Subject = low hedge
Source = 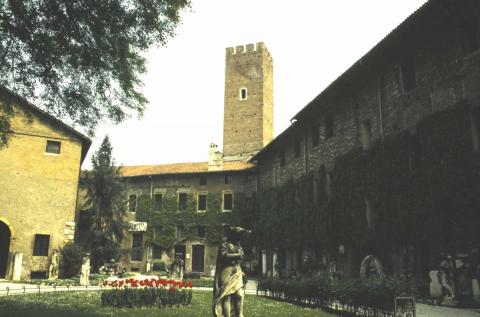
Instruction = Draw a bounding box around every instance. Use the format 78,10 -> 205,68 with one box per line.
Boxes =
258,276 -> 414,314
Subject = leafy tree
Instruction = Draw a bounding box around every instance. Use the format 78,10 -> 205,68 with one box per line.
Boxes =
83,135 -> 127,270
0,0 -> 190,147
59,243 -> 86,278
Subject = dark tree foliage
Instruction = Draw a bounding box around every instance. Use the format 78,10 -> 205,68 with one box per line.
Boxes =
83,135 -> 127,270
59,243 -> 86,278
0,0 -> 190,146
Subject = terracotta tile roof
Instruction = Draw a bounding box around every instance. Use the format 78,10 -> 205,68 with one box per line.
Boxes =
119,161 -> 255,177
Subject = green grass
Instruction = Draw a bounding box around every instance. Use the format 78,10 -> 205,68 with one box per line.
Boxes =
0,291 -> 334,317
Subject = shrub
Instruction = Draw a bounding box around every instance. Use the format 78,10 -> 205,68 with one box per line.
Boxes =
59,243 -> 86,278
152,261 -> 167,272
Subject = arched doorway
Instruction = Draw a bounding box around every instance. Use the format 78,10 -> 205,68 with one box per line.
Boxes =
0,221 -> 11,278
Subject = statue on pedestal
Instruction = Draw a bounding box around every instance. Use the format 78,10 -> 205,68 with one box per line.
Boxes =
213,225 -> 251,317
48,249 -> 59,280
172,254 -> 184,280
80,253 -> 90,286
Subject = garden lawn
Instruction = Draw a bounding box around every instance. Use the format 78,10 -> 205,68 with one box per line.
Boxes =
0,291 -> 334,317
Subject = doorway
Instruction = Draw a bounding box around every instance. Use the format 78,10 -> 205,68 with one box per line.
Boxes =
0,221 -> 11,278
174,245 -> 186,271
192,245 -> 205,273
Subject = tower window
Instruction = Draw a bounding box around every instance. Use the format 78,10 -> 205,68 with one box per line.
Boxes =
225,175 -> 232,185
199,175 -> 207,186
239,88 -> 248,100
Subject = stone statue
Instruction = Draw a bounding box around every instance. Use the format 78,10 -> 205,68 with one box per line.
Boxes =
80,253 -> 90,286
438,255 -> 456,303
429,270 -> 443,303
172,254 -> 184,280
213,225 -> 251,317
360,255 -> 385,280
48,249 -> 59,280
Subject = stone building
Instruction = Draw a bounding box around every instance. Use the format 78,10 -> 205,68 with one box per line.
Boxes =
251,0 -> 480,281
113,43 -> 271,275
0,86 -> 91,280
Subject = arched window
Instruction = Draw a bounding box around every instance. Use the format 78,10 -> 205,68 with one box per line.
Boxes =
239,88 -> 247,100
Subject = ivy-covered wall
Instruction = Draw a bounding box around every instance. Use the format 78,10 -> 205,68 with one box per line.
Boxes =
134,192 -> 253,250
254,105 -> 480,277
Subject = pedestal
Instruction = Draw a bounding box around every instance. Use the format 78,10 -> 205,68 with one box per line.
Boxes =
261,250 -> 267,275
12,252 -> 23,281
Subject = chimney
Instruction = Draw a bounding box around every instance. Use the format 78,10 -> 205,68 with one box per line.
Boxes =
208,143 -> 223,171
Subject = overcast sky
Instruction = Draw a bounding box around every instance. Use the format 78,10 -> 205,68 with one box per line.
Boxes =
83,0 -> 428,169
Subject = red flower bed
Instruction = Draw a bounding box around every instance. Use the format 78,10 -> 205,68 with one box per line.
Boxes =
103,278 -> 193,289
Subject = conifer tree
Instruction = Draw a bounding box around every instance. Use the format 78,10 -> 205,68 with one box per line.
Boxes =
84,135 -> 127,270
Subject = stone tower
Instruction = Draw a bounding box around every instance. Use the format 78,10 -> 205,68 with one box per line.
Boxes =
223,42 -> 273,158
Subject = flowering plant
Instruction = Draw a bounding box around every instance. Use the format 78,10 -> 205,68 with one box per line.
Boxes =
101,278 -> 193,308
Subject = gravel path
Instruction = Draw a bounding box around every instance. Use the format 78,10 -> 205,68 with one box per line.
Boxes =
416,303 -> 480,317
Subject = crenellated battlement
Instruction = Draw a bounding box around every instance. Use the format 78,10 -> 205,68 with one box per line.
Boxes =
226,42 -> 269,56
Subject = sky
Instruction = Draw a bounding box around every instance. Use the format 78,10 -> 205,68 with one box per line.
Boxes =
83,0 -> 428,169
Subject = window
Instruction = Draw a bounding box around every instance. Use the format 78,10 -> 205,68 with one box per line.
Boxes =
245,174 -> 254,184
154,194 -> 163,211
199,175 -> 207,186
409,133 -> 421,171
132,233 -> 143,248
279,149 -> 286,167
45,140 -> 61,154
360,120 -> 372,150
198,193 -> 207,211
460,26 -> 479,55
31,271 -> 48,279
294,139 -> 301,157
197,226 -> 206,238
311,126 -> 320,147
177,225 -> 184,239
78,210 -> 91,231
325,172 -> 332,200
152,246 -> 162,259
325,114 -> 334,139
240,88 -> 247,100
223,192 -> 233,211
131,233 -> 143,261
155,226 -> 163,238
401,56 -> 416,92
33,234 -> 50,256
224,175 -> 232,185
245,197 -> 253,210
128,195 -> 137,212
471,110 -> 480,152
178,193 -> 187,211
